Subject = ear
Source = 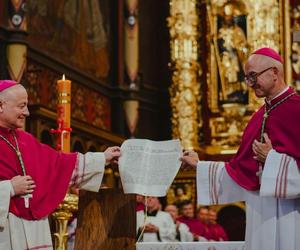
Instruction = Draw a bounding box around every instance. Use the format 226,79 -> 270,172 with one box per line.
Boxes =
272,67 -> 279,81
0,100 -> 4,113
273,67 -> 279,75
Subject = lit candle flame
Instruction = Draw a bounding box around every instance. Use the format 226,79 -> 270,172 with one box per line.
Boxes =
62,74 -> 65,81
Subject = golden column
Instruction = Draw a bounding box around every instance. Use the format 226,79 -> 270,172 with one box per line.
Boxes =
51,75 -> 78,250
167,0 -> 201,150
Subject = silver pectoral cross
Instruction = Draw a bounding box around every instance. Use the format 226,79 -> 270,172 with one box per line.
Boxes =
21,194 -> 33,208
256,164 -> 263,184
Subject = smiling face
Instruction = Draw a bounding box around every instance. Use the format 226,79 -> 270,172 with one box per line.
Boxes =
0,85 -> 30,129
244,54 -> 285,100
181,203 -> 194,218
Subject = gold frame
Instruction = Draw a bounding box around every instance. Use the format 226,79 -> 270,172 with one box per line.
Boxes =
207,0 -> 282,114
205,0 -> 283,151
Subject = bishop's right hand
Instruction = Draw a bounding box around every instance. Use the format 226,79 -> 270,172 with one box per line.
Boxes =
180,150 -> 199,169
104,146 -> 121,165
10,175 -> 36,196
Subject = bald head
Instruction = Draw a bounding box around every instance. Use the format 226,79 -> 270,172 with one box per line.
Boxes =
244,54 -> 286,100
165,204 -> 178,221
0,84 -> 28,102
245,54 -> 284,79
0,84 -> 29,129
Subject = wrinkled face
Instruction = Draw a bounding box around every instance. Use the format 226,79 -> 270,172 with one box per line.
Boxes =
165,205 -> 178,220
244,55 -> 278,98
197,208 -> 209,223
0,85 -> 29,129
181,204 -> 194,218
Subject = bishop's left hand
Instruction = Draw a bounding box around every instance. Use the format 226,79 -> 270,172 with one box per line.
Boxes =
180,150 -> 199,169
104,146 -> 121,165
252,133 -> 273,163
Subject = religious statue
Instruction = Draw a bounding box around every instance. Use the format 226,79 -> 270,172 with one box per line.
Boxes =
167,184 -> 193,206
216,0 -> 249,104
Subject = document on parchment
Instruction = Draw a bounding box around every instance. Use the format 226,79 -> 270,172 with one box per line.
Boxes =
119,139 -> 182,197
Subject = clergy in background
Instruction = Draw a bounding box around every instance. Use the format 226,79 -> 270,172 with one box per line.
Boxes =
0,81 -> 121,250
136,196 -> 176,242
181,47 -> 300,250
176,201 -> 206,241
164,204 -> 194,242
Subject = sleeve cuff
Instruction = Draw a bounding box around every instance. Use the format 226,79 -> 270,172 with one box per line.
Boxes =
9,181 -> 15,197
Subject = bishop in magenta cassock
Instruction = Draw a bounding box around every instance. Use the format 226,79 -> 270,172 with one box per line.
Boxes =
181,47 -> 300,250
0,81 -> 121,250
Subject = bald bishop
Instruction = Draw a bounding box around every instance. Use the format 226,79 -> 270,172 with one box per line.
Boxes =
181,48 -> 300,250
0,80 -> 121,250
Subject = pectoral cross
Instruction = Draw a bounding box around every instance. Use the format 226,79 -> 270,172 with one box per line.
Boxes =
256,164 -> 263,184
21,194 -> 33,208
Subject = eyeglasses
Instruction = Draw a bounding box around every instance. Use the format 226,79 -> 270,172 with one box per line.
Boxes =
244,67 -> 274,87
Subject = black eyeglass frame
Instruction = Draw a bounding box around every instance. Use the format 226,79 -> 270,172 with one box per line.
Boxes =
244,67 -> 275,86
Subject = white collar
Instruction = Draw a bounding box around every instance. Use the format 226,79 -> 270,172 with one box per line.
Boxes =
266,86 -> 289,105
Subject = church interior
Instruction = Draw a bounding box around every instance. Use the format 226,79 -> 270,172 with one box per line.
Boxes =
1,0 -> 300,249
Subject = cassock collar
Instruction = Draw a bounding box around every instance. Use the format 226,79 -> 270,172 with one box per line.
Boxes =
0,126 -> 15,136
145,209 -> 159,217
265,86 -> 294,108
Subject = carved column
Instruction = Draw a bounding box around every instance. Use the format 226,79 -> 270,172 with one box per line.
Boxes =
7,0 -> 27,82
280,0 -> 292,85
167,0 -> 201,150
124,0 -> 139,138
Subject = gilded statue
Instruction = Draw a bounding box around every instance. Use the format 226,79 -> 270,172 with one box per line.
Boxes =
216,0 -> 248,104
167,184 -> 192,206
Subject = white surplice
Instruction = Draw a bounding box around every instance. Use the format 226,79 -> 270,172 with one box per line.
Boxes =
177,222 -> 193,242
196,149 -> 300,250
0,152 -> 105,250
136,210 -> 176,242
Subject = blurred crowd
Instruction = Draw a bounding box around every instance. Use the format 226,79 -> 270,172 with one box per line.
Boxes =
136,195 -> 228,242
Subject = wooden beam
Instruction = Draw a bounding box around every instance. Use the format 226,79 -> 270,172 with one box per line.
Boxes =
293,30 -> 300,42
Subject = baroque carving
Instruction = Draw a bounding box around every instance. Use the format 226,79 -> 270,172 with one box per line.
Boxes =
167,0 -> 201,150
206,0 -> 281,151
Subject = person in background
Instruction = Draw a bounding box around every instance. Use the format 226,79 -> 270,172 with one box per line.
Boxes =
136,197 -> 175,242
177,201 -> 207,241
136,194 -> 145,212
165,204 -> 193,242
206,208 -> 228,241
197,206 -> 209,224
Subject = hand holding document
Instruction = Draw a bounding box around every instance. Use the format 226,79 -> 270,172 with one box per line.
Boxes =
119,139 -> 182,197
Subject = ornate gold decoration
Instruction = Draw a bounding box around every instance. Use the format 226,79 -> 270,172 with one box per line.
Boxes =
205,0 -> 282,152
167,178 -> 196,206
291,5 -> 300,91
207,0 -> 249,109
208,103 -> 250,153
247,0 -> 280,110
167,0 -> 201,150
280,0 -> 292,86
52,193 -> 78,250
